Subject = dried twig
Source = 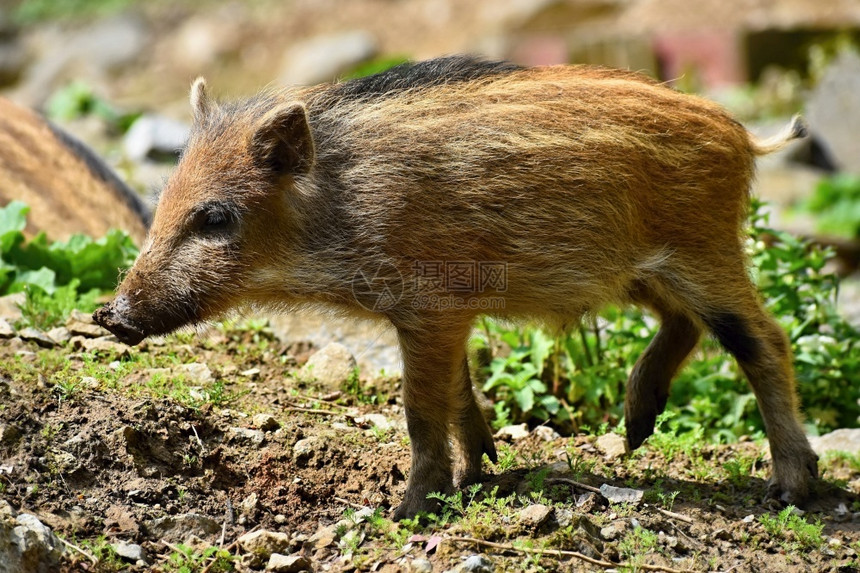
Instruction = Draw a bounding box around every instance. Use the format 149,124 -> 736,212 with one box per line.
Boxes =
58,536 -> 98,566
545,477 -> 601,494
282,406 -> 343,416
448,536 -> 697,573
333,496 -> 366,510
656,507 -> 694,524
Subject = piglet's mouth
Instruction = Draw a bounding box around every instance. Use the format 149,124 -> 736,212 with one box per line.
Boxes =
93,298 -> 147,346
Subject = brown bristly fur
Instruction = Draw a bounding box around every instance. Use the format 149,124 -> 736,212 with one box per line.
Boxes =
95,57 -> 817,520
0,97 -> 149,243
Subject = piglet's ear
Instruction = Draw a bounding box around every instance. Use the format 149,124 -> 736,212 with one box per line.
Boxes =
190,77 -> 210,121
251,102 -> 316,176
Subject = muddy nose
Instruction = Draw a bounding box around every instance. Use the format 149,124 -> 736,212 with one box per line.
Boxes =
93,296 -> 146,346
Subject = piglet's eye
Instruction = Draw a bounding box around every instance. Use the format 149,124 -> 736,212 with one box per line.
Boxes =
193,203 -> 238,234
203,211 -> 228,229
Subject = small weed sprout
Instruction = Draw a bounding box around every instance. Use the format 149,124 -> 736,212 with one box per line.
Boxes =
759,505 -> 824,551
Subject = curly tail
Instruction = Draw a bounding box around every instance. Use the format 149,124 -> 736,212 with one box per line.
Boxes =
750,115 -> 807,156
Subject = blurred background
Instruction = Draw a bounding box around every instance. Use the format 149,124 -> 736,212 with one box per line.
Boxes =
1,0 -> 859,362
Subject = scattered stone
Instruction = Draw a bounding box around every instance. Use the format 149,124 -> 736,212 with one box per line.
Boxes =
17,327 -> 55,348
147,513 -> 221,543
266,553 -> 310,572
808,428 -> 860,456
300,343 -> 357,391
519,504 -> 552,527
742,514 -> 755,523
112,541 -> 146,563
46,326 -> 71,344
0,318 -> 15,338
362,413 -> 393,432
533,425 -> 560,441
600,522 -> 624,541
808,50 -> 860,173
409,557 -> 433,573
293,436 -> 325,463
599,484 -> 644,505
241,367 -> 261,379
66,311 -> 107,337
239,492 -> 258,517
123,114 -> 191,162
280,30 -> 377,86
0,293 -> 25,322
72,336 -> 130,357
81,376 -> 100,389
177,363 -> 214,384
253,414 -> 280,432
595,432 -> 627,460
228,427 -> 265,447
239,529 -> 292,568
309,523 -> 339,549
457,554 -> 494,573
0,512 -> 64,573
575,492 -> 601,513
495,423 -> 529,441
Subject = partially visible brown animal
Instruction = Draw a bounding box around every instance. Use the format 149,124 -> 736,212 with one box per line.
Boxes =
94,56 -> 819,519
0,97 -> 150,243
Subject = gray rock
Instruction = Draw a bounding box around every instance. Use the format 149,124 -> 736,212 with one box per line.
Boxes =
147,513 -> 221,542
809,428 -> 860,456
66,313 -> 107,337
0,293 -> 25,322
293,436 -> 324,463
228,427 -> 265,447
409,557 -> 433,573
0,513 -> 64,573
239,492 -> 258,517
123,114 -> 191,162
177,363 -> 214,385
300,343 -> 357,391
46,327 -> 71,344
533,425 -> 560,441
361,413 -> 393,432
280,31 -> 377,86
458,554 -> 494,573
308,523 -> 339,549
595,432 -> 627,460
519,503 -> 552,527
239,530 -> 292,568
17,328 -> 55,348
495,423 -> 529,440
808,50 -> 860,173
599,483 -> 644,505
266,553 -> 310,572
0,318 -> 15,338
72,336 -> 129,357
253,414 -> 280,432
112,540 -> 146,563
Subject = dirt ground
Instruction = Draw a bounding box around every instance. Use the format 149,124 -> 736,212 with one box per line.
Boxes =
2,318 -> 860,573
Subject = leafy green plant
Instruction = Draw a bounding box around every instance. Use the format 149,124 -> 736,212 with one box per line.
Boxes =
760,505 -> 824,551
618,526 -> 659,572
799,173 -> 860,238
46,81 -> 142,134
164,543 -> 234,573
0,201 -> 138,328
